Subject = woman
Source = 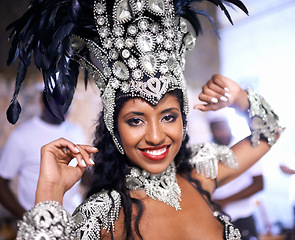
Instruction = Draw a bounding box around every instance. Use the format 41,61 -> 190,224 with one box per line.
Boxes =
6,0 -> 283,239
16,75 -> 282,240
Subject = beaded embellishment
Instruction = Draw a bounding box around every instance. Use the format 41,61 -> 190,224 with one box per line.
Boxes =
16,201 -> 76,240
214,211 -> 241,240
189,143 -> 238,179
73,190 -> 121,239
125,161 -> 182,210
246,88 -> 284,147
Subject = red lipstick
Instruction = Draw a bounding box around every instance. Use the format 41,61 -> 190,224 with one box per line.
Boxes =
140,146 -> 169,161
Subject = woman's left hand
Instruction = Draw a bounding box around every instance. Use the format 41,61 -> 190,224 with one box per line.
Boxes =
194,74 -> 249,112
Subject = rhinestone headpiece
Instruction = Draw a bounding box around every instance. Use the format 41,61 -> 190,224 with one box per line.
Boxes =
71,0 -> 196,153
6,0 -> 248,152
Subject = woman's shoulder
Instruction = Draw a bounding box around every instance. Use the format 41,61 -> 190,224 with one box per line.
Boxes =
72,190 -> 122,239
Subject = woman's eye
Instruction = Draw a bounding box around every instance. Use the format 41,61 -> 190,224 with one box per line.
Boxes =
127,118 -> 143,126
162,114 -> 177,123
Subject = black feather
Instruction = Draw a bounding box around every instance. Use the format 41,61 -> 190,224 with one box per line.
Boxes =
6,99 -> 22,124
174,0 -> 248,35
6,0 -> 96,124
6,0 -> 248,124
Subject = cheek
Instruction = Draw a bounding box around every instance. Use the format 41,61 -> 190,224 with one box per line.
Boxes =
118,125 -> 142,149
168,119 -> 184,143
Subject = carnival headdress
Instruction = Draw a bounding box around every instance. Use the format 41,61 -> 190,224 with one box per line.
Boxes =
6,0 -> 247,153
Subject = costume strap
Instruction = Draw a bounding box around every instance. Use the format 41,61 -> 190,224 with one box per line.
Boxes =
246,88 -> 284,147
189,143 -> 238,179
16,201 -> 76,240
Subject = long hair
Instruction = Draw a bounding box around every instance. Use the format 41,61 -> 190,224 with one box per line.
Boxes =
87,89 -> 216,239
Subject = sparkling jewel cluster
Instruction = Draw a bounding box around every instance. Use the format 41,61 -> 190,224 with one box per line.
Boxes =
71,0 -> 196,153
213,211 -> 241,240
125,161 -> 182,210
16,201 -> 76,239
246,88 -> 284,147
189,143 -> 238,179
73,190 -> 121,239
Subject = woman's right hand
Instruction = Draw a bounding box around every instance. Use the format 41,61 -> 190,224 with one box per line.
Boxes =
35,138 -> 98,205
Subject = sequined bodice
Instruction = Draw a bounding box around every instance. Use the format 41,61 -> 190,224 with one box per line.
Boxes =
214,211 -> 241,240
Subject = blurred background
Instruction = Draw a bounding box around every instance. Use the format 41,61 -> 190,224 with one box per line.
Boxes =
0,0 -> 294,239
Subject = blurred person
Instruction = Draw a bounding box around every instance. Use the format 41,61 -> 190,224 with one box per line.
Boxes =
210,111 -> 264,240
208,109 -> 234,146
0,91 -> 87,219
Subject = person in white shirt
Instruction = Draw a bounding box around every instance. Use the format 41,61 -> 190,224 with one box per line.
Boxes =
0,92 -> 87,218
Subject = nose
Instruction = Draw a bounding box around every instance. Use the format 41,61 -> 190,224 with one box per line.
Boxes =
144,121 -> 165,146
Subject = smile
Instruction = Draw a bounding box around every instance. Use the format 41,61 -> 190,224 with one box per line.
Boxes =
140,146 -> 170,161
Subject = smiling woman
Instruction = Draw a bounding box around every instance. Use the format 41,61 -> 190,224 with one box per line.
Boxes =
118,93 -> 183,174
5,0 -> 284,239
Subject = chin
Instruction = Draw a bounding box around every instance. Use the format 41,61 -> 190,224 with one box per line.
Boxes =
140,159 -> 174,175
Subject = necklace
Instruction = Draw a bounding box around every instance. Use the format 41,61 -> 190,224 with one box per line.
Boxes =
125,161 -> 182,210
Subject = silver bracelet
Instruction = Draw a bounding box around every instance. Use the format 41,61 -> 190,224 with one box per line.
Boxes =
189,143 -> 238,179
246,88 -> 284,147
16,201 -> 77,240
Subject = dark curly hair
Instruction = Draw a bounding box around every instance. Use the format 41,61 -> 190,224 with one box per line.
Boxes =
87,90 -> 216,239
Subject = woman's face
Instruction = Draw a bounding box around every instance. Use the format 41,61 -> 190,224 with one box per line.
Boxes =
117,93 -> 183,174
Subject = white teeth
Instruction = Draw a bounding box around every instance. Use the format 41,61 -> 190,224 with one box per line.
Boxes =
145,147 -> 167,156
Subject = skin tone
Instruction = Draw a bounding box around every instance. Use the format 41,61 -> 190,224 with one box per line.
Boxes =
34,74 -> 275,239
210,120 -> 233,146
0,178 -> 26,219
280,165 -> 295,175
35,139 -> 97,204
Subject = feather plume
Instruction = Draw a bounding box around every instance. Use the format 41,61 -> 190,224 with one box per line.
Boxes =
6,99 -> 22,124
6,0 -> 247,124
174,0 -> 248,35
6,0 -> 95,123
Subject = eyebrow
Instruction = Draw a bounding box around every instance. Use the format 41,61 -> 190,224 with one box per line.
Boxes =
122,108 -> 180,119
122,111 -> 144,119
161,108 -> 180,114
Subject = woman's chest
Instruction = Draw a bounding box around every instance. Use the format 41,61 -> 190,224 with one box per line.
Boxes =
101,177 -> 225,239
108,178 -> 224,239
137,186 -> 224,240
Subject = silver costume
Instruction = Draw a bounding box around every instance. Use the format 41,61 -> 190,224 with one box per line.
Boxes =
16,143 -> 238,240
16,86 -> 283,239
246,88 -> 284,147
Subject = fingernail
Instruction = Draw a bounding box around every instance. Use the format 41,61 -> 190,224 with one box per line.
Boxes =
220,96 -> 228,102
224,92 -> 231,98
81,160 -> 87,167
89,158 -> 95,165
75,147 -> 80,152
224,87 -> 229,92
92,146 -> 98,150
211,98 -> 218,103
